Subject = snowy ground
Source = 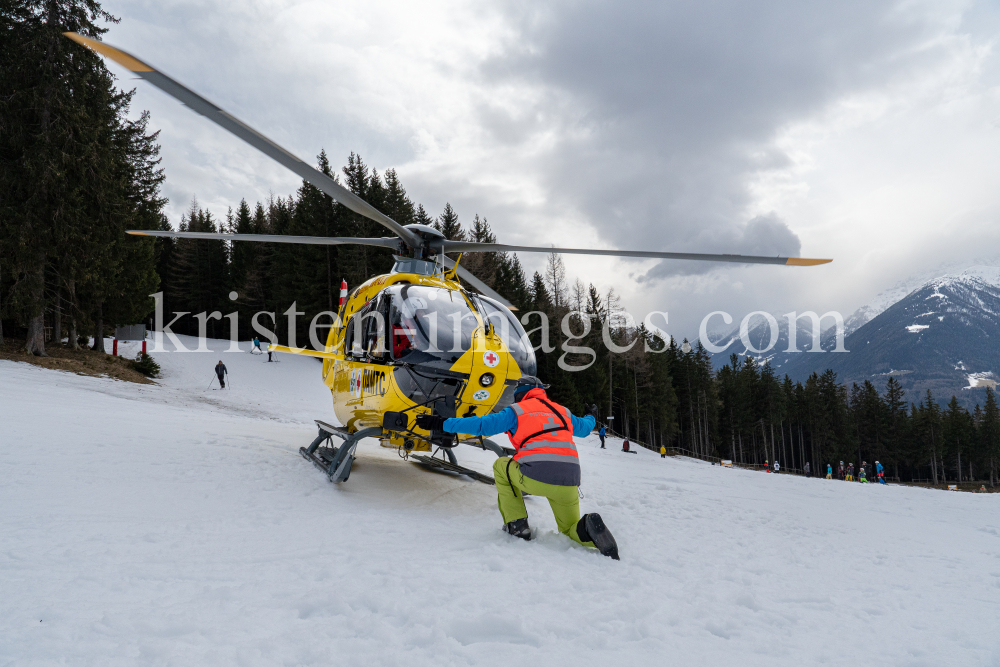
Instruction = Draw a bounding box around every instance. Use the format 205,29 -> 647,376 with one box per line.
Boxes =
3,335 -> 1000,666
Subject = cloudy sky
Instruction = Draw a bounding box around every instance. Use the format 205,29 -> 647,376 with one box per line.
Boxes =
102,0 -> 1000,340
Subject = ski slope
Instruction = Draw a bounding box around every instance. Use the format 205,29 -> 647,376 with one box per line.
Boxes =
2,335 -> 1000,665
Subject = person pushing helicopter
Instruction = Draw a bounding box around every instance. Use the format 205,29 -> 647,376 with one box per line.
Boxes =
417,377 -> 619,560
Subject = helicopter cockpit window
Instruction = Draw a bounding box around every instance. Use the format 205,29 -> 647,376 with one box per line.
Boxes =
477,295 -> 538,377
387,284 -> 480,366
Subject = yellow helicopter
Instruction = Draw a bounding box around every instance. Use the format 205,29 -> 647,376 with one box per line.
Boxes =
65,32 -> 832,485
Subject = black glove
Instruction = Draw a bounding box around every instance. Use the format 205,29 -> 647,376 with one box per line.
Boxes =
416,414 -> 446,432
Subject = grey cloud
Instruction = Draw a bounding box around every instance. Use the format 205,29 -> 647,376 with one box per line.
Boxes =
738,213 -> 801,258
479,0 -> 949,266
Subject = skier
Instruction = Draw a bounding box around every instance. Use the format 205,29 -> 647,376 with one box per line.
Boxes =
804,461 -> 811,477
599,424 -> 606,449
660,444 -> 667,458
622,439 -> 630,453
876,460 -> 885,484
765,459 -> 771,473
826,463 -> 833,479
417,377 -> 619,559
846,462 -> 854,482
214,360 -> 228,389
773,460 -> 780,473
838,461 -> 845,480
860,465 -> 868,483
252,337 -> 262,354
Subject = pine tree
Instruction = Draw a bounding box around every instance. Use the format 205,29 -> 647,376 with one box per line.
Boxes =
437,203 -> 464,241
943,396 -> 972,483
415,203 -> 435,227
883,377 -> 908,479
1,0 -> 133,354
982,388 -> 1000,486
171,200 -> 228,337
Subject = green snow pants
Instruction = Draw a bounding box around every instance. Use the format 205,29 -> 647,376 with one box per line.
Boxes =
493,457 -> 595,547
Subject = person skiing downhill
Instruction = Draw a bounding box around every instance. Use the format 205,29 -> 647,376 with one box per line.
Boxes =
846,462 -> 854,482
876,461 -> 885,484
599,425 -> 606,449
214,360 -> 228,389
417,377 -> 620,560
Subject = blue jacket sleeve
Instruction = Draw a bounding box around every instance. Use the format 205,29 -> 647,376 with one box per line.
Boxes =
570,413 -> 596,437
443,407 -> 518,437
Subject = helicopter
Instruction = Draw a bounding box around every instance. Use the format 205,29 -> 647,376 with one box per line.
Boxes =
65,32 -> 832,485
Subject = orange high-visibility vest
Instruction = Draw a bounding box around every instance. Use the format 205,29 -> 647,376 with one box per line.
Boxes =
507,389 -> 580,485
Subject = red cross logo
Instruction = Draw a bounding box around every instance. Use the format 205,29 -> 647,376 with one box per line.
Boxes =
483,351 -> 499,367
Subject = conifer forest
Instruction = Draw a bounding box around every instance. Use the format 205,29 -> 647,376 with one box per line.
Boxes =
2,0 -> 998,487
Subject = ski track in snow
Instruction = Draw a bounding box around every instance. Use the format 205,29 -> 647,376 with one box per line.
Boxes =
3,335 -> 1000,665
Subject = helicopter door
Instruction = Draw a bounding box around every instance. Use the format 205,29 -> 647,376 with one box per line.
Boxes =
345,300 -> 374,360
345,293 -> 391,363
362,293 -> 391,362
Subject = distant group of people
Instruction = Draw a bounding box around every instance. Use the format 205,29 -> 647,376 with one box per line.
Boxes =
824,460 -> 885,484
758,459 -> 885,484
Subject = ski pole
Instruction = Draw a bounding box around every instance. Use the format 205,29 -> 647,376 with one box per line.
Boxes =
205,375 -> 216,391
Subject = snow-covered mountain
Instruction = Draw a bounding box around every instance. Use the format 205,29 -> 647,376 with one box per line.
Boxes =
783,272 -> 1000,404
842,264 -> 1000,336
703,266 -> 1000,405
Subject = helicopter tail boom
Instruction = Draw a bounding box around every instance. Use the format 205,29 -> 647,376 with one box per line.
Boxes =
268,344 -> 339,359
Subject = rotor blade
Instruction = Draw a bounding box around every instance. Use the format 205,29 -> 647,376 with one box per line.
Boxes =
127,230 -> 401,249
439,256 -> 518,310
439,241 -> 831,266
64,32 -> 423,250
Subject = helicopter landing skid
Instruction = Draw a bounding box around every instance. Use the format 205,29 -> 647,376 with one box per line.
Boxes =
411,454 -> 495,485
300,422 -> 382,483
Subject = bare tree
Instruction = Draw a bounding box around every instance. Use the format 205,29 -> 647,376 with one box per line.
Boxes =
545,253 -> 568,308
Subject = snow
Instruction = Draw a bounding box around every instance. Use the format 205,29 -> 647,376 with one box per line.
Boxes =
3,334 -> 1000,665
906,324 -> 930,333
965,372 -> 998,390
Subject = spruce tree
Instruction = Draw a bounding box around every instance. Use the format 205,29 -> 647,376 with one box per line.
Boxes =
437,203 -> 464,241
982,388 -> 1000,486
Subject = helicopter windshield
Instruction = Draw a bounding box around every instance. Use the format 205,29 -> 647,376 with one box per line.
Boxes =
388,285 -> 480,366
476,296 -> 537,377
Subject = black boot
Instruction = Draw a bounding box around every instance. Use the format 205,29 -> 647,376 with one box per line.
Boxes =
502,517 -> 531,541
577,513 -> 619,560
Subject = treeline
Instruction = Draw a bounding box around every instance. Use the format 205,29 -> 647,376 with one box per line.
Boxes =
0,0 -> 166,354
715,355 -> 1000,485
